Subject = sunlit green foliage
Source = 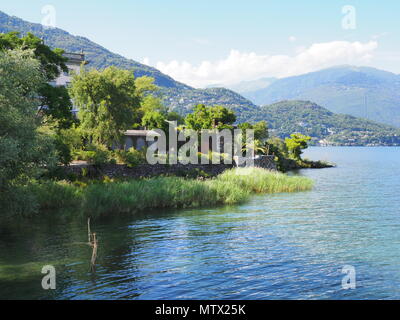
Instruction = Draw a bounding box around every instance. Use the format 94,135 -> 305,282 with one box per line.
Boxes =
0,31 -> 75,128
0,49 -> 58,215
114,148 -> 146,168
185,104 -> 236,130
142,111 -> 168,131
217,167 -> 314,193
285,133 -> 312,160
69,66 -> 141,145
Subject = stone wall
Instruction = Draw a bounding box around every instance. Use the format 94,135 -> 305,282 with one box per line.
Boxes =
235,155 -> 277,171
65,163 -> 233,179
253,155 -> 277,171
64,155 -> 277,180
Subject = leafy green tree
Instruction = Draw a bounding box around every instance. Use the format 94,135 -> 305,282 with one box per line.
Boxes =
167,111 -> 184,125
237,122 -> 253,131
268,137 -> 288,156
39,85 -> 74,129
134,75 -> 159,97
185,104 -> 236,130
136,77 -> 185,128
253,121 -> 269,141
242,139 -> 270,155
0,32 -> 75,128
266,137 -> 289,171
131,75 -> 171,128
0,49 -> 58,213
69,66 -> 141,145
140,94 -> 168,115
238,121 -> 269,141
142,111 -> 168,131
285,133 -> 311,160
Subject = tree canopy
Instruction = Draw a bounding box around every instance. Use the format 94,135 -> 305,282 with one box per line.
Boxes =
69,66 -> 141,145
185,104 -> 236,130
238,121 -> 269,141
0,32 -> 74,128
285,133 -> 311,159
0,49 -> 58,206
142,111 -> 168,131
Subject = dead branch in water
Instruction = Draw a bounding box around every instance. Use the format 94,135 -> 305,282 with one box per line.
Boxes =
90,233 -> 98,272
87,218 -> 98,272
88,217 -> 91,243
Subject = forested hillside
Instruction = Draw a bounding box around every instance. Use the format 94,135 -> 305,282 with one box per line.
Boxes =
2,10 -> 400,145
244,100 -> 400,146
241,66 -> 400,127
0,10 -> 258,116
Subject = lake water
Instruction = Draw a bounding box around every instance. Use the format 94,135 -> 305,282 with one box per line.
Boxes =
1,147 -> 400,300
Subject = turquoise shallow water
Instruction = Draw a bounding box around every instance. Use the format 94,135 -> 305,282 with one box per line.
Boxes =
1,147 -> 400,299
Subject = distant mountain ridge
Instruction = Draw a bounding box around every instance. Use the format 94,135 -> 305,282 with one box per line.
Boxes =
0,10 -> 258,118
2,10 -> 400,145
0,11 -> 189,89
241,66 -> 400,127
209,77 -> 277,94
242,100 -> 400,146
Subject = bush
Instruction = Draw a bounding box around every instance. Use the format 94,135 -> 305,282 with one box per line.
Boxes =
114,148 -> 145,167
73,144 -> 112,166
54,136 -> 72,165
197,151 -> 229,164
174,168 -> 211,179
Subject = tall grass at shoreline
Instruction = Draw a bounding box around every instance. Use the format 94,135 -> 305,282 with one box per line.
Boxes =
21,168 -> 313,218
82,177 -> 249,216
217,168 -> 314,193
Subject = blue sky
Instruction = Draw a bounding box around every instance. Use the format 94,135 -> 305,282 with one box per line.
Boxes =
1,0 -> 399,87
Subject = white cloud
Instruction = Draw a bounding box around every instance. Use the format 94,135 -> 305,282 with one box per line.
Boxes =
154,40 -> 378,88
289,36 -> 297,42
142,57 -> 150,65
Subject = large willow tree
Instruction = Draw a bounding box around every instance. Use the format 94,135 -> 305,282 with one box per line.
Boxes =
0,32 -> 74,129
69,66 -> 141,146
0,49 -> 58,214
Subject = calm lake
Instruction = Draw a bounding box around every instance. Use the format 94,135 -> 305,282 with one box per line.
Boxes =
1,147 -> 400,300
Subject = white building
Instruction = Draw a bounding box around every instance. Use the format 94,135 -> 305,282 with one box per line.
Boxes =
50,52 -> 87,115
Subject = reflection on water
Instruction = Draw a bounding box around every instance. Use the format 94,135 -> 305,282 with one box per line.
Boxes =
1,147 -> 400,299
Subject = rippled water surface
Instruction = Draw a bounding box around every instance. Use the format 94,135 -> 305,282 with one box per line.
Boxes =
1,147 -> 400,299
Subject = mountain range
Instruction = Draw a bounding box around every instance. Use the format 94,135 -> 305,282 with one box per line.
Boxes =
1,10 -> 400,145
236,66 -> 400,128
242,100 -> 400,146
0,10 -> 258,120
210,77 -> 277,95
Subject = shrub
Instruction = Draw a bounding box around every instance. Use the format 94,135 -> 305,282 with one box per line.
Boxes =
197,151 -> 228,164
73,144 -> 112,166
54,136 -> 72,165
114,148 -> 145,167
285,133 -> 311,160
